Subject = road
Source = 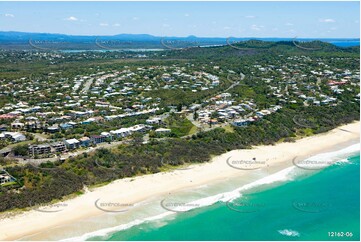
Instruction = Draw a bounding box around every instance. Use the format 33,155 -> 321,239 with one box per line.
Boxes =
224,72 -> 245,92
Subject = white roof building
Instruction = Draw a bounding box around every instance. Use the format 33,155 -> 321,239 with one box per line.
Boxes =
155,128 -> 171,133
64,138 -> 80,145
2,132 -> 26,142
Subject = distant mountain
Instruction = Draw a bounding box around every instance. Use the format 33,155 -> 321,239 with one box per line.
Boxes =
0,31 -> 358,50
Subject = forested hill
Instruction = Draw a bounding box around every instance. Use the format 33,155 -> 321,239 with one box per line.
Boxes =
160,40 -> 360,60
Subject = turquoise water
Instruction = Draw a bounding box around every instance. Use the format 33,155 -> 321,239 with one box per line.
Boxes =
90,154 -> 360,241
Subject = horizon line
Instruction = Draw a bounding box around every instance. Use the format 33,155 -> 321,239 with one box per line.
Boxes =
0,30 -> 359,40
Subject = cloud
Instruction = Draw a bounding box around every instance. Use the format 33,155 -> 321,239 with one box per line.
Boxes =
99,23 -> 109,26
65,16 -> 78,21
132,17 -> 139,21
113,23 -> 121,27
245,15 -> 255,18
184,13 -> 190,17
285,23 -> 294,26
250,24 -> 264,31
4,13 -> 15,18
319,18 -> 335,23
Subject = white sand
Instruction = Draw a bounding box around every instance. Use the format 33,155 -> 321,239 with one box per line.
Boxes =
0,121 -> 359,241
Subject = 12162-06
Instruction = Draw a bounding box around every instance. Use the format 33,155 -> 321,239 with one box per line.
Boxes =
328,232 -> 353,238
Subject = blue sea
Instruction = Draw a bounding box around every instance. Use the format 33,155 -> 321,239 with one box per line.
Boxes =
328,41 -> 360,47
76,145 -> 360,241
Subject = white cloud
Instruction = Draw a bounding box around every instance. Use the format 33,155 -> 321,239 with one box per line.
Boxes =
113,23 -> 121,27
245,15 -> 255,18
285,23 -> 294,26
99,23 -> 109,26
4,13 -> 15,18
250,24 -> 263,31
319,18 -> 335,23
65,16 -> 78,21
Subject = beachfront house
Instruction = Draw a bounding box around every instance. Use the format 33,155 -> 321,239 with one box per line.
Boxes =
110,128 -> 132,138
101,132 -> 113,142
90,135 -> 107,144
51,142 -> 67,153
79,137 -> 91,147
233,119 -> 250,127
29,142 -> 66,157
64,138 -> 80,150
29,144 -> 51,156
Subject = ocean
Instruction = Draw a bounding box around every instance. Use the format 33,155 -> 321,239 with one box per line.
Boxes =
79,145 -> 360,241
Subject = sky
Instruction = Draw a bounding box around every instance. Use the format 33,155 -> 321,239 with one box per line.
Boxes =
0,1 -> 359,38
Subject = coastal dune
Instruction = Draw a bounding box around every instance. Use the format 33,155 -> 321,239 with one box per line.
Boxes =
0,122 -> 359,241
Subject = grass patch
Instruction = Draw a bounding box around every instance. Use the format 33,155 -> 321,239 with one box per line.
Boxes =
223,125 -> 235,133
166,114 -> 196,137
188,125 -> 198,135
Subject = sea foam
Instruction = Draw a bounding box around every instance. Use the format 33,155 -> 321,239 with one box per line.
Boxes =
278,229 -> 300,237
61,144 -> 359,241
62,166 -> 296,241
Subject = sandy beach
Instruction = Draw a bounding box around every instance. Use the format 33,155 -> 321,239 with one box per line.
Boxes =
0,121 -> 359,241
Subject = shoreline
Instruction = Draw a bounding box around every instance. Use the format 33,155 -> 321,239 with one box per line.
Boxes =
0,121 -> 359,241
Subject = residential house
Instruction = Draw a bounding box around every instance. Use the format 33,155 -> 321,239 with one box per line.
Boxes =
60,123 -> 74,130
233,119 -> 249,127
90,135 -> 107,144
64,139 -> 80,149
79,137 -> 90,147
47,126 -> 60,133
110,128 -> 132,138
2,132 -> 26,142
146,117 -> 162,125
155,128 -> 171,134
11,122 -> 25,130
51,142 -> 67,153
29,144 -> 51,156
